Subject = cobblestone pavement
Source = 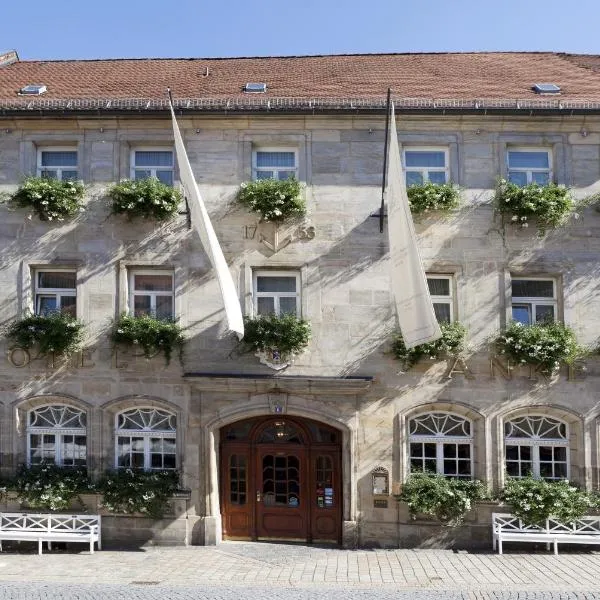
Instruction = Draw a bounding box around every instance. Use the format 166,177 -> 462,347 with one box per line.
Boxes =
0,542 -> 599,598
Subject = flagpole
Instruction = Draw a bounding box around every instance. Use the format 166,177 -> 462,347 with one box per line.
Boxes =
380,88 -> 392,233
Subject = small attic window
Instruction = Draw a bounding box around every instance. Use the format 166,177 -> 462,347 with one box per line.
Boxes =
532,83 -> 561,95
18,84 -> 47,96
244,83 -> 267,93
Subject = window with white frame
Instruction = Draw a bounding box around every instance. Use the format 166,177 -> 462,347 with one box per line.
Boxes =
507,148 -> 552,185
511,277 -> 557,325
408,412 -> 473,478
129,270 -> 174,320
427,275 -> 453,323
252,149 -> 298,180
27,405 -> 87,467
34,270 -> 77,316
115,407 -> 177,470
37,148 -> 78,181
404,147 -> 449,186
253,271 -> 300,316
130,149 -> 174,185
504,415 -> 569,480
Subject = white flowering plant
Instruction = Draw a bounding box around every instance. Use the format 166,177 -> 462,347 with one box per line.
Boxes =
6,312 -> 85,357
237,177 -> 305,222
494,179 -> 574,234
392,321 -> 467,369
397,473 -> 487,526
502,477 -> 599,527
407,182 -> 460,215
111,314 -> 185,365
8,176 -> 85,221
108,177 -> 182,221
97,469 -> 179,518
13,463 -> 92,511
495,321 -> 582,376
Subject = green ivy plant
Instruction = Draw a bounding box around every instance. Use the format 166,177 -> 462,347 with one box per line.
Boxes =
108,177 -> 182,221
494,179 -> 574,234
237,177 -> 305,222
6,312 -> 85,356
243,313 -> 311,356
392,321 -> 467,369
495,321 -> 582,376
502,477 -> 598,527
407,182 -> 460,215
97,469 -> 179,519
397,473 -> 487,526
8,176 -> 85,221
111,314 -> 185,365
13,464 -> 92,512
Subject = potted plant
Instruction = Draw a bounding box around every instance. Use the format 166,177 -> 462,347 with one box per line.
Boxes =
107,177 -> 182,221
110,314 -> 185,365
407,182 -> 460,215
6,312 -> 85,357
243,313 -> 311,368
237,177 -> 305,223
8,176 -> 85,221
495,321 -> 582,376
494,179 -> 574,234
392,321 -> 467,369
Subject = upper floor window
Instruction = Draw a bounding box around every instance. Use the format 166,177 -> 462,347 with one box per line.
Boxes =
131,149 -> 174,186
504,415 -> 568,480
115,407 -> 177,470
37,148 -> 78,181
253,271 -> 300,316
253,149 -> 297,180
404,147 -> 449,186
507,148 -> 552,186
427,275 -> 453,323
129,270 -> 174,320
35,270 -> 77,317
408,412 -> 473,478
27,404 -> 87,467
511,277 -> 556,325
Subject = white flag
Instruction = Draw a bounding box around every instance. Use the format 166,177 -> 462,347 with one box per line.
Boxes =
385,102 -> 441,348
169,101 -> 244,339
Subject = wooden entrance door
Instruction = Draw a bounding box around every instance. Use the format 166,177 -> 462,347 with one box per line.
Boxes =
220,416 -> 342,544
255,447 -> 307,540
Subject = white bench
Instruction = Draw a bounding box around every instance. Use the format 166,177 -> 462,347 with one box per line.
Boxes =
0,513 -> 101,555
492,512 -> 600,555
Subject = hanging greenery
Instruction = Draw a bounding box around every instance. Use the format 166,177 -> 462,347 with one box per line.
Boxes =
392,321 -> 467,369
495,321 -> 582,375
111,314 -> 185,365
502,477 -> 598,527
97,469 -> 179,519
243,314 -> 311,356
407,182 -> 460,214
8,177 -> 85,221
494,179 -> 574,234
108,177 -> 182,221
6,312 -> 85,356
237,177 -> 305,222
397,473 -> 487,526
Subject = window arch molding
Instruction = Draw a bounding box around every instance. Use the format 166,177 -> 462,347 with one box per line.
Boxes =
114,405 -> 178,471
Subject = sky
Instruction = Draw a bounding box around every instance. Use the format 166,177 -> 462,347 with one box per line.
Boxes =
2,0 -> 599,61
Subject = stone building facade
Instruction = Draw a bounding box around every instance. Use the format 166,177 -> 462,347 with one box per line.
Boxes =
0,50 -> 599,547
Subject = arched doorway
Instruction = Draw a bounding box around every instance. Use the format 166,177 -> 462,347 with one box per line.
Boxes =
220,416 -> 342,544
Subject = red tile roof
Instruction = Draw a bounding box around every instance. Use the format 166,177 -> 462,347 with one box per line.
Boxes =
1,52 -> 600,113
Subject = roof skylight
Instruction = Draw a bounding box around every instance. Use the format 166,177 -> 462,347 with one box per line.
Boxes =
244,83 -> 267,93
18,84 -> 47,96
532,83 -> 561,95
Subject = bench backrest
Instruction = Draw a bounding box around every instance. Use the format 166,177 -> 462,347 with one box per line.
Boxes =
0,513 -> 100,533
493,512 -> 600,534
